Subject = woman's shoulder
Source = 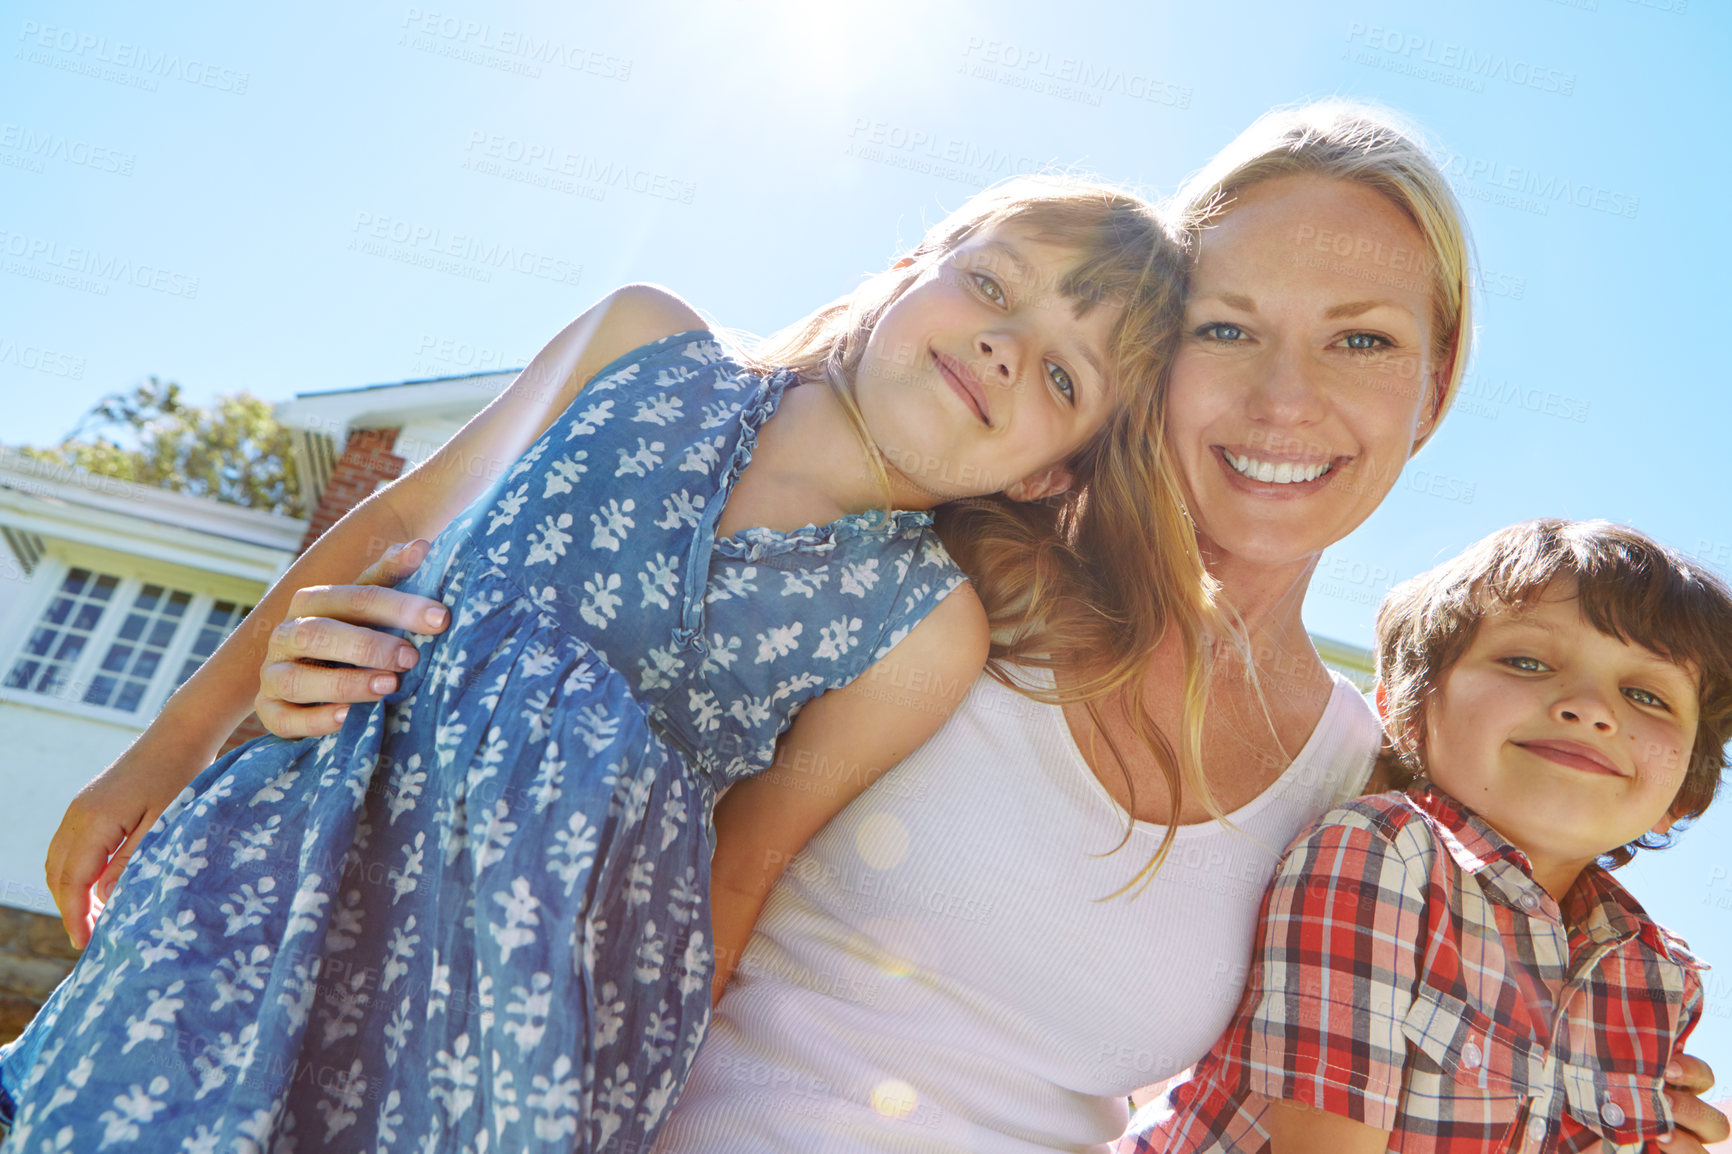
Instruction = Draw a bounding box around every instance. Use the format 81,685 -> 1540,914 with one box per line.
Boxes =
1268,671 -> 1381,799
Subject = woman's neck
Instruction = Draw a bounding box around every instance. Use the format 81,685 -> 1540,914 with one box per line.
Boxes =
1204,548 -> 1320,656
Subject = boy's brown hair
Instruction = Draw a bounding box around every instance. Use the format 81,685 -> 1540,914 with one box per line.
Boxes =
1375,518 -> 1732,866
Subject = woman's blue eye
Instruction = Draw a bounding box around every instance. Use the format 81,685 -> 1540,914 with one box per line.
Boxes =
972,272 -> 1006,305
1198,323 -> 1244,341
1624,686 -> 1670,710
1047,362 -> 1075,402
1343,332 -> 1388,351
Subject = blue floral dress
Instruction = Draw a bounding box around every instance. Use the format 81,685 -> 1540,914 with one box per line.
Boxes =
0,331 -> 968,1153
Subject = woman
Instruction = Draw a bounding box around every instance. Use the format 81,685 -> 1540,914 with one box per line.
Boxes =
40,103 -> 1728,1153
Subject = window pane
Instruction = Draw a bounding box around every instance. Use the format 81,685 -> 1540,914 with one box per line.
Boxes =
51,634 -> 87,665
5,569 -> 119,698
115,680 -> 146,713
82,581 -> 198,712
174,601 -> 253,689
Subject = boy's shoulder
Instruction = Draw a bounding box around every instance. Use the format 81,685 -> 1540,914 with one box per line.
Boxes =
1273,789 -> 1457,886
1300,789 -> 1435,849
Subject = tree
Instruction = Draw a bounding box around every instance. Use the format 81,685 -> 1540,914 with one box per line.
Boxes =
17,377 -> 302,516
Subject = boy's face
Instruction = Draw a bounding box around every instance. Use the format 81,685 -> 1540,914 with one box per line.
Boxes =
1418,579 -> 1701,896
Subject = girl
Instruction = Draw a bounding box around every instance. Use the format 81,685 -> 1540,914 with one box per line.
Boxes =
0,177 -> 1198,1152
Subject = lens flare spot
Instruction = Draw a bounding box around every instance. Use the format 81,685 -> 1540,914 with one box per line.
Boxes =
871,1078 -> 919,1120
855,812 -> 909,870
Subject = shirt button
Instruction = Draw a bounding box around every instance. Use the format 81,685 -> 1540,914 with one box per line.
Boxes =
1517,891 -> 1541,911
1460,1041 -> 1483,1070
1527,1115 -> 1549,1143
1601,1099 -> 1626,1128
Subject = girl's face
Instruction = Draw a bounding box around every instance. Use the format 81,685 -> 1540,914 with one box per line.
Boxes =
853,221 -> 1126,504
1167,174 -> 1448,572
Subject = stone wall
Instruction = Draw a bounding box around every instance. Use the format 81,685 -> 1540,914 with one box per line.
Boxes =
0,905 -> 79,1044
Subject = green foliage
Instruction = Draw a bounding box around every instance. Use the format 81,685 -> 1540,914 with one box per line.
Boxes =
17,378 -> 301,516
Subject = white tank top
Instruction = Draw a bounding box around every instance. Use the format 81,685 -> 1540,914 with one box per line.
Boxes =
655,669 -> 1380,1154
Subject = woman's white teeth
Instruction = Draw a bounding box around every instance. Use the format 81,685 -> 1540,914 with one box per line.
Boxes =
1224,451 -> 1332,484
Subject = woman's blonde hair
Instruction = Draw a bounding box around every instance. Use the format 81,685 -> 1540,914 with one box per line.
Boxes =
744,177 -> 1226,897
953,104 -> 1479,895
1171,100 -> 1475,443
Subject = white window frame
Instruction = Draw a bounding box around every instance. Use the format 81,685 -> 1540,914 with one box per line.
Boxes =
0,551 -> 258,727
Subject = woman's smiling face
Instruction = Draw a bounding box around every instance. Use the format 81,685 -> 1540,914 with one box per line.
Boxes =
1168,173 -> 1448,572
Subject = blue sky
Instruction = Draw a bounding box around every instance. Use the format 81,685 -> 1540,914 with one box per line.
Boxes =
6,0 -> 1732,1080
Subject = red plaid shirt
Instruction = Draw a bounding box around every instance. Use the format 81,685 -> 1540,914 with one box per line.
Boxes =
1120,788 -> 1704,1154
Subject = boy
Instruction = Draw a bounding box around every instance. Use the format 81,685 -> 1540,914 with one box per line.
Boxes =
1122,519 -> 1732,1154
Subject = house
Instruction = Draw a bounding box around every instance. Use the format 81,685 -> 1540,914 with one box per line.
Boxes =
0,366 -> 1378,1039
0,447 -> 306,1034
0,368 -> 519,1039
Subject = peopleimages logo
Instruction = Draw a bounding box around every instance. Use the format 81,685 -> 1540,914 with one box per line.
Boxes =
16,21 -> 250,93
0,124 -> 135,175
0,228 -> 199,298
1343,23 -> 1577,95
347,212 -> 583,286
1433,150 -> 1639,220
398,8 -> 631,80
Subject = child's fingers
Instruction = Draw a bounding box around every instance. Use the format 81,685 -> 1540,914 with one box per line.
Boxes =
44,797 -> 132,949
50,868 -> 96,950
91,813 -> 157,906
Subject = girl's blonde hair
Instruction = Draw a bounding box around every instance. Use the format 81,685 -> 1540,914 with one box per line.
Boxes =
1171,100 -> 1475,442
746,177 -> 1226,897
743,175 -> 1191,502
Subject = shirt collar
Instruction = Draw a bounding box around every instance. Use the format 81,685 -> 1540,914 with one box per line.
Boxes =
1404,784 -> 1533,875
1563,863 -> 1709,971
1403,786 -> 1706,971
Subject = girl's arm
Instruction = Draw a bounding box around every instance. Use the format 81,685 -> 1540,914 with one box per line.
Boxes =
44,284 -> 704,945
707,583 -> 989,1005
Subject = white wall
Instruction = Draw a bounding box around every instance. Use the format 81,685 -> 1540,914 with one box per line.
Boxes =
0,697 -> 139,916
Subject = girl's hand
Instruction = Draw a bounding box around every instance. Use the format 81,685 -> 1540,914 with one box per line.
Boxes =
47,738 -> 201,947
1663,1054 -> 1727,1153
256,540 -> 450,738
